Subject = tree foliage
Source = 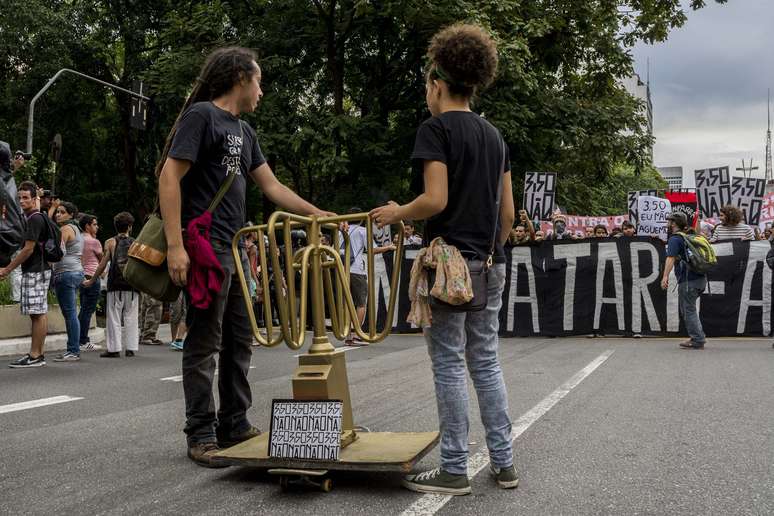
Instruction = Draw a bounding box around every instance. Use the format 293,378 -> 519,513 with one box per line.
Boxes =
0,0 -> 725,236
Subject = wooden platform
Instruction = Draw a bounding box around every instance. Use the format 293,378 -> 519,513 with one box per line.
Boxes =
212,431 -> 440,473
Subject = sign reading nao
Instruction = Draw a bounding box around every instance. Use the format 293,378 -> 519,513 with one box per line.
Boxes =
269,400 -> 343,461
636,196 -> 671,241
524,172 -> 557,221
731,176 -> 766,226
695,167 -> 731,218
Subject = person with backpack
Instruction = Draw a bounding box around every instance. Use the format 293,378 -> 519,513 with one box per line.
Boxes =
83,212 -> 139,358
51,201 -> 85,362
661,211 -> 708,349
1,181 -> 55,368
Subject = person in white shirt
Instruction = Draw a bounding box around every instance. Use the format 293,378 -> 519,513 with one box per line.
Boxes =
710,205 -> 755,242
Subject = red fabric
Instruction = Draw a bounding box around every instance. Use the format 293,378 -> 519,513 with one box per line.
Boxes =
184,211 -> 225,309
665,191 -> 699,228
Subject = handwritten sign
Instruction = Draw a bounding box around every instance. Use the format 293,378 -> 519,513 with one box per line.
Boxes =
524,172 -> 557,221
627,189 -> 659,224
269,400 -> 343,461
636,196 -> 671,241
695,167 -> 731,218
731,176 -> 765,225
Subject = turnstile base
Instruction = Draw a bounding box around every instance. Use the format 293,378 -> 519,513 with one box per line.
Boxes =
212,431 -> 440,473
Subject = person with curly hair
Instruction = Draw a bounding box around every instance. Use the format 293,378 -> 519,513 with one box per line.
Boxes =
371,23 -> 518,495
710,205 -> 754,242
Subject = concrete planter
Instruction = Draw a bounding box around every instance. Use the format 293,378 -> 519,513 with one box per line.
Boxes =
0,304 -> 104,357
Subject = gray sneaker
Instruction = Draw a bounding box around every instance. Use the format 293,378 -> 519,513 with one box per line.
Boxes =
53,352 -> 81,362
490,464 -> 519,489
402,467 -> 471,495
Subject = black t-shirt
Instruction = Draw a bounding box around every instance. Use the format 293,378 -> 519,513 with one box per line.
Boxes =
169,101 -> 266,244
411,111 -> 510,262
22,211 -> 49,273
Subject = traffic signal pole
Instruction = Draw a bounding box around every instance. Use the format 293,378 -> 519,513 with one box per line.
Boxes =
26,68 -> 150,155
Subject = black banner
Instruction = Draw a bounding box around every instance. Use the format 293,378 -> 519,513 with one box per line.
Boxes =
369,239 -> 773,338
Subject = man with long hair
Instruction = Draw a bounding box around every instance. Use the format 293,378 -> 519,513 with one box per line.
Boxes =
157,47 -> 331,467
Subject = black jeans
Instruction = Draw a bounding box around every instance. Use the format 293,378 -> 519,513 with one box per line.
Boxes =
183,242 -> 253,445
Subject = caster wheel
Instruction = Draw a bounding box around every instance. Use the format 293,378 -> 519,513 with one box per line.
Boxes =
320,478 -> 333,492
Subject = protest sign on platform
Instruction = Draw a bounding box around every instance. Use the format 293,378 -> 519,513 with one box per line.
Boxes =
636,195 -> 671,241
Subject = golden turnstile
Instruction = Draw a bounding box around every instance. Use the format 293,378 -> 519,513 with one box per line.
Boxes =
213,212 -> 438,480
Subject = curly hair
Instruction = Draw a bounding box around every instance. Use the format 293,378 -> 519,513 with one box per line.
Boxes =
114,211 -> 135,233
155,47 -> 259,177
426,23 -> 498,98
720,205 -> 743,225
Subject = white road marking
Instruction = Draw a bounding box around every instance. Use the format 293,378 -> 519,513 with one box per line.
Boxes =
161,366 -> 255,382
0,395 -> 84,415
400,349 -> 615,516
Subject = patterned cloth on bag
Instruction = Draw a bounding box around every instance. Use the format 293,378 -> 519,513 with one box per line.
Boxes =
407,237 -> 473,328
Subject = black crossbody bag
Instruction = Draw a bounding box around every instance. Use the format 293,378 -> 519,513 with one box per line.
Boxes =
428,138 -> 506,313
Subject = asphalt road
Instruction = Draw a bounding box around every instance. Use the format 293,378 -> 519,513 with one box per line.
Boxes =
1,329 -> 773,515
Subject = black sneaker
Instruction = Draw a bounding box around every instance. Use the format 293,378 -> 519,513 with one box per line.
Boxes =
490,464 -> 519,489
9,354 -> 46,368
187,442 -> 230,469
402,467 -> 471,495
218,426 -> 262,448
125,350 -> 135,357
100,351 -> 120,358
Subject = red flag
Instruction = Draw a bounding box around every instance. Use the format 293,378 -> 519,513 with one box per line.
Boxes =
665,191 -> 699,228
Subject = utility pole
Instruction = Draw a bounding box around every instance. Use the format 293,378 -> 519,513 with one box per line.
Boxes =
766,88 -> 773,183
736,158 -> 759,178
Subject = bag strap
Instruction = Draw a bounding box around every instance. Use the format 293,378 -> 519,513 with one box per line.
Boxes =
487,137 -> 506,265
207,120 -> 244,213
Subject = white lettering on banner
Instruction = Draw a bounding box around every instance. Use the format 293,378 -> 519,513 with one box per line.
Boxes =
594,243 -> 625,331
552,243 -> 591,331
630,242 -> 661,333
507,247 -> 540,333
636,196 -> 671,241
706,242 -> 733,297
666,268 -> 680,332
737,241 -> 772,334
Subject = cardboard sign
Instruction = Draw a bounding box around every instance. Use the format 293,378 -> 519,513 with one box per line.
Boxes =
636,195 -> 671,241
269,400 -> 343,461
524,172 -> 557,221
695,167 -> 731,218
731,176 -> 765,225
627,190 -> 659,224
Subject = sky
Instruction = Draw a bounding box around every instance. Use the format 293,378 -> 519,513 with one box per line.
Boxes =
632,0 -> 774,187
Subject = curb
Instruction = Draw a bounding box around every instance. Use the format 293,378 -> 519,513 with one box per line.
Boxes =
0,328 -> 106,357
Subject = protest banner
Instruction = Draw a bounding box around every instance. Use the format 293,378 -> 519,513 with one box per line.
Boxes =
636,195 -> 671,241
627,189 -> 659,224
731,176 -> 766,225
373,239 -> 774,339
695,166 -> 731,218
665,190 -> 698,227
523,172 -> 557,221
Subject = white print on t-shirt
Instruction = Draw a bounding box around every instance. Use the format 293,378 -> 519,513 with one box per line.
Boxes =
221,133 -> 244,175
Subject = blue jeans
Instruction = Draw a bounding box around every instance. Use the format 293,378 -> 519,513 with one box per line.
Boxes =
79,277 -> 101,344
53,271 -> 85,355
424,263 -> 513,475
678,277 -> 706,344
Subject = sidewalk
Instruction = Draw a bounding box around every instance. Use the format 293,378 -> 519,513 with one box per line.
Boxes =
0,328 -> 106,357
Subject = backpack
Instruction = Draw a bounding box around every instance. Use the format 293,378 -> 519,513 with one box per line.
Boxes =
108,234 -> 135,291
0,173 -> 25,266
677,231 -> 717,273
30,212 -> 63,263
